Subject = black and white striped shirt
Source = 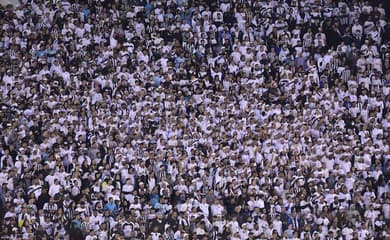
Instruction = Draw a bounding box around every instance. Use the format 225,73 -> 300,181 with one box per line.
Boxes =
330,57 -> 340,73
109,57 -> 119,69
303,36 -> 312,48
43,202 -> 58,219
341,68 -> 351,83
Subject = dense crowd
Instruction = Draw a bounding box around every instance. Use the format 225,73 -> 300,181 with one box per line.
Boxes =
0,0 -> 389,239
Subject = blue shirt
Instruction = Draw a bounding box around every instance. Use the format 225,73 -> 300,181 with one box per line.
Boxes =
104,202 -> 117,212
150,194 -> 159,208
71,219 -> 81,229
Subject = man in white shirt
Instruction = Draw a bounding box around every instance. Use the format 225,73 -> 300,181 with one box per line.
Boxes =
48,178 -> 62,198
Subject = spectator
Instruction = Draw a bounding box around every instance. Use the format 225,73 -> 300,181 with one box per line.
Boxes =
0,0 -> 389,239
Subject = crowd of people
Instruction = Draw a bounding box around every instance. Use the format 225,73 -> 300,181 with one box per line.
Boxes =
0,0 -> 389,239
